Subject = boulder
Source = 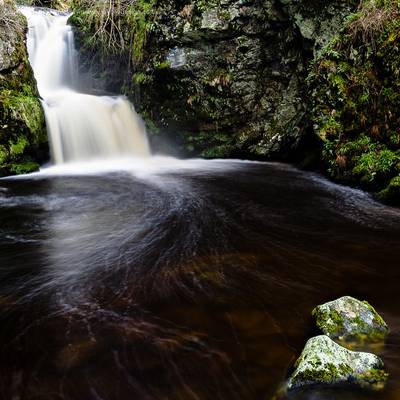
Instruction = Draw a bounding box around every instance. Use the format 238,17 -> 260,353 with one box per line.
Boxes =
288,335 -> 388,391
312,296 -> 389,342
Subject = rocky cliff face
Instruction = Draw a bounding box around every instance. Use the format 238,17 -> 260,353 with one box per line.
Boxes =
0,0 -> 47,175
70,0 -> 400,204
70,0 -> 358,159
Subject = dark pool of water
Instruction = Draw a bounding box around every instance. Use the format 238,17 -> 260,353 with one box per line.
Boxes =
0,160 -> 399,400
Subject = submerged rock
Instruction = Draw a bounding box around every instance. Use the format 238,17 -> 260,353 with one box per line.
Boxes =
288,335 -> 388,391
312,296 -> 389,342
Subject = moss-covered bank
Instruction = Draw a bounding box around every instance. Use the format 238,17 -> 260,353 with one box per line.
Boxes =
308,0 -> 400,205
0,0 -> 48,175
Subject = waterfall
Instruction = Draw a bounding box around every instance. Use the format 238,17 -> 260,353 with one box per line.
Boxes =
20,7 -> 151,165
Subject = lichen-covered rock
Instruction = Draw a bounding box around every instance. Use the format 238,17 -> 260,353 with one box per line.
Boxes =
288,335 -> 388,391
0,0 -> 48,175
313,296 -> 389,343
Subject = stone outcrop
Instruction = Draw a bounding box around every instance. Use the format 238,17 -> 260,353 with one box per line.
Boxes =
313,296 -> 389,343
0,0 -> 47,175
70,0 -> 358,159
288,335 -> 388,391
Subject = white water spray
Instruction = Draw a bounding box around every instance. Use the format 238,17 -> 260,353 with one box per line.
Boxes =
20,7 -> 150,165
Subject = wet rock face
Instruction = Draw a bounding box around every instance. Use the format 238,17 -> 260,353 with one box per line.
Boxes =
313,296 -> 389,343
288,335 -> 388,391
70,0 -> 358,159
0,0 -> 48,175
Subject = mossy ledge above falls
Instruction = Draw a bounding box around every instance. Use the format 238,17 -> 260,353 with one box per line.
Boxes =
0,0 -> 48,176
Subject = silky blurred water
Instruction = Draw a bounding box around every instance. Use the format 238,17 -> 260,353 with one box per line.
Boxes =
0,160 -> 399,400
20,6 -> 150,164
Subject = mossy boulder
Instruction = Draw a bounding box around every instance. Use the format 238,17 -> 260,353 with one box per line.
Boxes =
0,0 -> 48,176
288,335 -> 388,391
312,296 -> 389,343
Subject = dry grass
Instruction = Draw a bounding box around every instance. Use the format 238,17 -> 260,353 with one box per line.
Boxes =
75,0 -> 133,52
348,0 -> 400,49
73,0 -> 157,64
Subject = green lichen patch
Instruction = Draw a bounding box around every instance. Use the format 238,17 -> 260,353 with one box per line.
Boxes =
288,335 -> 388,391
312,296 -> 389,343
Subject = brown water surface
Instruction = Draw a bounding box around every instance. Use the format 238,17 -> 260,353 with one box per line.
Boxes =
0,161 -> 399,400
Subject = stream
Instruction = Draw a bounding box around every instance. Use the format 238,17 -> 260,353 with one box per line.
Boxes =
1,160 -> 400,399
0,5 -> 399,400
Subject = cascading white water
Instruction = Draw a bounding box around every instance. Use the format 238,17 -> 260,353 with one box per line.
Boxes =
20,7 -> 150,165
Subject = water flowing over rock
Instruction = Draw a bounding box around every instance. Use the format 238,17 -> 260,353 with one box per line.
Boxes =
288,335 -> 388,391
313,296 -> 389,343
21,6 -> 150,165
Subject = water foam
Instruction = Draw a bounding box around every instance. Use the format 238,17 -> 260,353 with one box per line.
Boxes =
20,7 -> 150,164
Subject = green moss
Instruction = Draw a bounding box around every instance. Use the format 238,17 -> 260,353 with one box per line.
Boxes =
0,2 -> 48,176
126,0 -> 157,63
308,0 -> 400,199
71,0 -> 158,63
10,160 -> 40,174
132,72 -> 153,85
297,363 -> 387,389
312,307 -> 345,336
378,174 -> 400,204
363,301 -> 389,332
9,136 -> 29,157
296,362 -> 353,383
352,149 -> 400,187
358,368 -> 389,390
